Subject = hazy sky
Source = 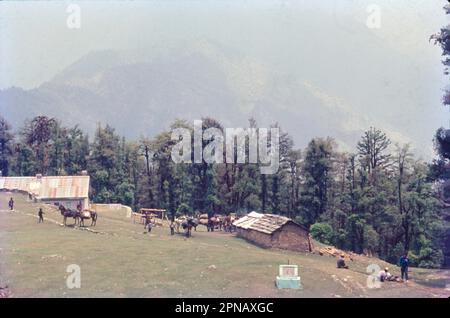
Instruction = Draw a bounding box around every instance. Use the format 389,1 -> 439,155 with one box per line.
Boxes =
1,1 -> 447,88
0,0 -> 449,158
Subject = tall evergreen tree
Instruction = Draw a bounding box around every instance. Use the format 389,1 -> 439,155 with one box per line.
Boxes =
0,116 -> 14,176
299,137 -> 335,226
22,116 -> 57,175
357,127 -> 391,181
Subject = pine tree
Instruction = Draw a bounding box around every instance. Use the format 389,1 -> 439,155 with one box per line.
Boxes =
299,137 -> 335,226
0,116 -> 14,176
21,116 -> 57,175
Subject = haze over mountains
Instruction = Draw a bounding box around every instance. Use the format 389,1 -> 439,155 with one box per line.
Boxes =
0,1 -> 447,160
0,40 -> 435,158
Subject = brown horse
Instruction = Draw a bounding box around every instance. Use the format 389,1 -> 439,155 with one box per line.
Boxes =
196,213 -> 209,230
223,215 -> 238,232
59,205 -> 80,226
208,214 -> 224,231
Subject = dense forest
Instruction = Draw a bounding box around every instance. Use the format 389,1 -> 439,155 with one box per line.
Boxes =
0,114 -> 448,268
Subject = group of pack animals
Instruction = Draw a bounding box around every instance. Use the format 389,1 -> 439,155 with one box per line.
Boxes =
58,204 -> 97,227
173,213 -> 239,237
58,204 -> 235,236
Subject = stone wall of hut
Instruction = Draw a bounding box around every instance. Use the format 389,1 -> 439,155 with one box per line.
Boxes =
271,223 -> 311,252
236,228 -> 273,248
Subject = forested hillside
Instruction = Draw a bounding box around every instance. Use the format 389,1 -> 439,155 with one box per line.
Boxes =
0,115 -> 447,268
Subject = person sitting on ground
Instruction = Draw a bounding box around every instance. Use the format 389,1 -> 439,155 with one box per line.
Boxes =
337,254 -> 349,269
379,267 -> 401,282
378,267 -> 391,282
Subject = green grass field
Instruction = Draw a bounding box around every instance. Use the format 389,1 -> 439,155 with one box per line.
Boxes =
1,192 -> 449,298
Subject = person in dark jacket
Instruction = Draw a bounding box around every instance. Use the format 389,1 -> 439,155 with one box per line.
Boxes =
38,208 -> 44,223
399,253 -> 409,282
8,197 -> 14,210
337,254 -> 349,269
144,218 -> 150,233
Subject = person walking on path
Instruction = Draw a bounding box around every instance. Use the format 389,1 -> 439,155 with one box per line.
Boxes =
8,197 -> 14,211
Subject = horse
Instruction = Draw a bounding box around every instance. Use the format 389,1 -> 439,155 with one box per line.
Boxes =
90,210 -> 98,226
79,210 -> 97,227
59,205 -> 80,226
191,217 -> 199,232
207,214 -> 224,232
196,213 -> 209,230
174,216 -> 187,233
181,217 -> 198,238
173,216 -> 194,230
174,216 -> 198,237
223,215 -> 237,232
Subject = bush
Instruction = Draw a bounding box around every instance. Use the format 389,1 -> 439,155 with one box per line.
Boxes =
417,247 -> 444,269
411,234 -> 444,268
310,222 -> 334,245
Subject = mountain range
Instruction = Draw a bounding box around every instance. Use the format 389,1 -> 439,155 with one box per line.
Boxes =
0,40 -> 420,156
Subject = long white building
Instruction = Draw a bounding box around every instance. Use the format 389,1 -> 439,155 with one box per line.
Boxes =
0,173 -> 90,210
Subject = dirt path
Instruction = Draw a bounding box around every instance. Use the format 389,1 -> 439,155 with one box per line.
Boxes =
0,208 -> 106,235
411,270 -> 450,297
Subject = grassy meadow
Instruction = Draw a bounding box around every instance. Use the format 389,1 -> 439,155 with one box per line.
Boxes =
0,192 -> 449,298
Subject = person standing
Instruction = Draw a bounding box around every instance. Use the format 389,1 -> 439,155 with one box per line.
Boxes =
38,208 -> 45,223
144,217 -> 150,231
399,253 -> 409,282
148,221 -> 153,234
8,197 -> 14,211
145,218 -> 153,234
170,222 -> 175,235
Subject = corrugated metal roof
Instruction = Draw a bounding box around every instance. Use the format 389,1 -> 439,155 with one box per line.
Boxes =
0,176 -> 90,199
233,213 -> 306,235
